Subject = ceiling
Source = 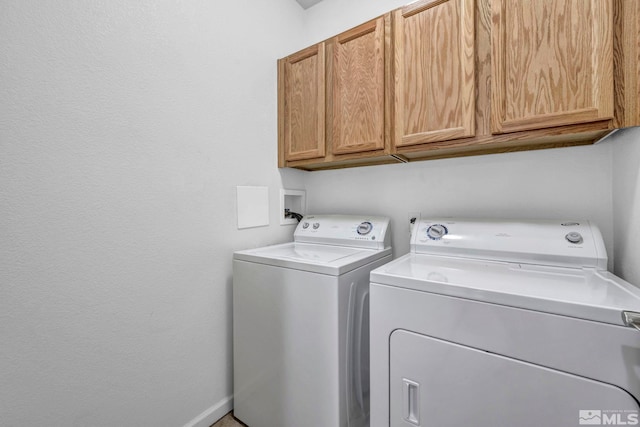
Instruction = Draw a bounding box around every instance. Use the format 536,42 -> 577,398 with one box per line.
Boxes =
296,0 -> 323,9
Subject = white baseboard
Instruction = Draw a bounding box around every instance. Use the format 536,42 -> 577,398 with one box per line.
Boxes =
183,395 -> 234,427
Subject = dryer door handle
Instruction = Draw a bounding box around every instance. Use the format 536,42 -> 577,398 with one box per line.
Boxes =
402,378 -> 420,425
622,311 -> 640,331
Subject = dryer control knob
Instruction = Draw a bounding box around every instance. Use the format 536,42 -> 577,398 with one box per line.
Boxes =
357,221 -> 373,235
302,222 -> 310,229
565,232 -> 583,244
313,222 -> 320,229
426,224 -> 448,240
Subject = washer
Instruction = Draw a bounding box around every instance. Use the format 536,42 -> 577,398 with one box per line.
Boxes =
370,218 -> 640,427
234,214 -> 392,427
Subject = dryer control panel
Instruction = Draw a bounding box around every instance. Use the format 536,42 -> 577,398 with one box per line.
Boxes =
411,217 -> 607,269
295,215 -> 391,250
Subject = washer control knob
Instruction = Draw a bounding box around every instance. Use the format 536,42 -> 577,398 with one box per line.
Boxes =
312,222 -> 320,230
566,232 -> 583,244
426,224 -> 448,240
357,221 -> 373,235
302,222 -> 310,229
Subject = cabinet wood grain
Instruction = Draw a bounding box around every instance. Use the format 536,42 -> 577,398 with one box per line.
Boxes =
392,0 -> 475,147
279,44 -> 325,163
491,0 -> 614,134
329,16 -> 386,155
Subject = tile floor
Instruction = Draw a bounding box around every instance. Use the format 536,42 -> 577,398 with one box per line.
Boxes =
211,412 -> 246,427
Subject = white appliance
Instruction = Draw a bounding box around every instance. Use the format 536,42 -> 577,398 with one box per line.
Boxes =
370,218 -> 640,427
234,214 -> 392,427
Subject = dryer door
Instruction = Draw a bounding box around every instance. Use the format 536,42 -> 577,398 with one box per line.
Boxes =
390,330 -> 639,427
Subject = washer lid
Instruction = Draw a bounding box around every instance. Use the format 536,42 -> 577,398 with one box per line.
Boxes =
255,243 -> 364,263
370,253 -> 640,326
234,242 -> 391,276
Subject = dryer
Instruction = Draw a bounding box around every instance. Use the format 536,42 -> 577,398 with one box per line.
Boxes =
370,218 -> 640,427
234,215 -> 392,427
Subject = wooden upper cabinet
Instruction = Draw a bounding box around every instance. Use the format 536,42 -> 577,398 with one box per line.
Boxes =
392,0 -> 476,148
328,16 -> 388,155
278,0 -> 636,170
279,44 -> 325,162
491,0 -> 614,134
279,15 -> 393,169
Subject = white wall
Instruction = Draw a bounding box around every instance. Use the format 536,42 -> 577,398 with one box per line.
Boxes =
0,1 -> 306,426
612,127 -> 640,286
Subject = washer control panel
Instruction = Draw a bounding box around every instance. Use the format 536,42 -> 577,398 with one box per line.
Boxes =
295,215 -> 390,249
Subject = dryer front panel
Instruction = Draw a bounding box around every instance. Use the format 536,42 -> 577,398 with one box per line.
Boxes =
390,330 -> 639,427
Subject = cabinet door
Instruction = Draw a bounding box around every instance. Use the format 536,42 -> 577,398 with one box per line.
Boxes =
491,0 -> 614,134
329,16 -> 387,155
279,44 -> 325,162
392,0 -> 475,148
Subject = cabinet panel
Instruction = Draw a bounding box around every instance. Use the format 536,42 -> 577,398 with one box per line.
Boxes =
392,0 -> 475,148
329,17 -> 387,155
491,0 -> 613,134
280,44 -> 325,162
